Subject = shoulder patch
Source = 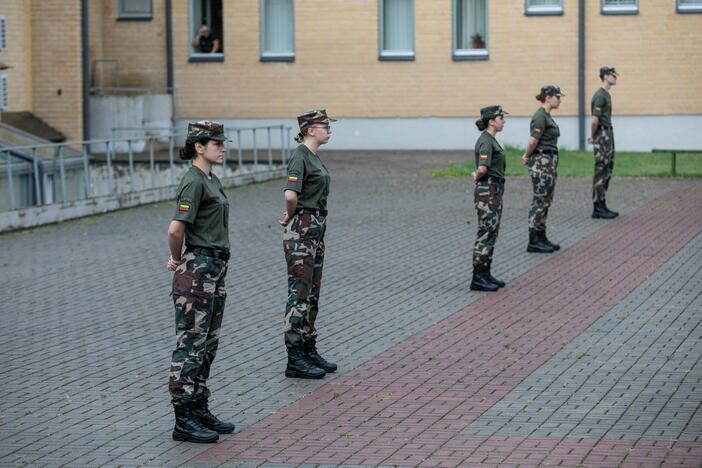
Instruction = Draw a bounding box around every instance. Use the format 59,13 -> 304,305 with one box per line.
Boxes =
595,107 -> 602,111
534,128 -> 542,133
479,154 -> 488,160
287,175 -> 299,182
178,202 -> 191,213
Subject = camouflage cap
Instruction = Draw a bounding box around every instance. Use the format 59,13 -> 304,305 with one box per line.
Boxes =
541,85 -> 565,97
480,105 -> 508,121
297,109 -> 337,130
186,120 -> 230,141
600,66 -> 618,78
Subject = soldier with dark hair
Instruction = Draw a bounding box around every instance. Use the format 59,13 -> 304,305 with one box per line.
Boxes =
166,121 -> 235,443
588,66 -> 619,219
521,85 -> 565,253
470,105 -> 508,292
278,109 -> 338,379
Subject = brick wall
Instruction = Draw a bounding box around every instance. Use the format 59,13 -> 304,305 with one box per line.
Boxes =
171,0 -> 702,119
95,0 -> 167,89
30,0 -> 83,140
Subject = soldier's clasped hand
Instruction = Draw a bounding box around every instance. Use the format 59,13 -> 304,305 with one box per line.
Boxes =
167,256 -> 184,271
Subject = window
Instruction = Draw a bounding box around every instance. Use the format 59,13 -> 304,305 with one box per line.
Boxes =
117,0 -> 152,20
189,0 -> 224,62
453,0 -> 488,60
601,0 -> 638,15
678,0 -> 702,13
379,0 -> 415,61
260,0 -> 295,62
525,0 -> 563,16
0,75 -> 8,111
0,17 -> 6,51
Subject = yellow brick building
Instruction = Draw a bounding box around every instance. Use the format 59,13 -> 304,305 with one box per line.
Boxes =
1,0 -> 701,149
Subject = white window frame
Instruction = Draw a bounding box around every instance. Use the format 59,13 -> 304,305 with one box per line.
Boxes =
677,0 -> 702,13
452,0 -> 489,61
601,0 -> 639,15
188,0 -> 224,62
259,0 -> 295,62
0,17 -> 6,51
0,75 -> 8,111
378,0 -> 415,61
524,0 -> 564,16
117,0 -> 153,20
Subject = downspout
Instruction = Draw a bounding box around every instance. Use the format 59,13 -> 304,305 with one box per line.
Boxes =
166,0 -> 174,94
165,0 -> 175,130
578,0 -> 585,150
81,0 -> 90,140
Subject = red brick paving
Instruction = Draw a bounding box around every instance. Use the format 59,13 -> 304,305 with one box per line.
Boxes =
196,189 -> 702,467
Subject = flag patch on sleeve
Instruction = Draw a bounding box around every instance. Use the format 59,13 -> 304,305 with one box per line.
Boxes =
178,203 -> 190,213
534,128 -> 542,133
595,107 -> 602,111
288,175 -> 299,182
479,154 -> 488,160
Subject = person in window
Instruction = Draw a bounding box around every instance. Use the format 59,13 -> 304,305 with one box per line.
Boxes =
588,66 -> 619,219
520,86 -> 564,254
470,106 -> 508,292
192,22 -> 220,53
166,121 -> 235,443
278,109 -> 338,379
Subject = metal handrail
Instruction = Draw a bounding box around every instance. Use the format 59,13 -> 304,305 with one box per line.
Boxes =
1,124 -> 293,212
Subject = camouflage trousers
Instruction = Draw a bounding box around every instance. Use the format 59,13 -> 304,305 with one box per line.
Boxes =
283,212 -> 326,349
169,251 -> 228,406
592,128 -> 615,203
473,178 -> 504,268
528,152 -> 559,231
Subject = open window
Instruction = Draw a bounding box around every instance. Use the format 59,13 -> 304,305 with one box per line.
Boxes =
189,0 -> 224,62
453,0 -> 488,60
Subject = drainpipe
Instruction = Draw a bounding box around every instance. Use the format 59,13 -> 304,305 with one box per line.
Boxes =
166,0 -> 174,94
81,0 -> 90,140
578,0 -> 585,150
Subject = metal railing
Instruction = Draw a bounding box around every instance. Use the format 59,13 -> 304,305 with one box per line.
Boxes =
0,124 -> 293,212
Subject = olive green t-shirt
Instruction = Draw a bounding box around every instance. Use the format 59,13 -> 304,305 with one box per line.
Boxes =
284,144 -> 331,211
173,166 -> 230,250
530,107 -> 560,152
591,87 -> 612,128
474,131 -> 506,180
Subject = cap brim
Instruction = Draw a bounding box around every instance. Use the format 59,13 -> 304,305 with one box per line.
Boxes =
210,135 -> 230,142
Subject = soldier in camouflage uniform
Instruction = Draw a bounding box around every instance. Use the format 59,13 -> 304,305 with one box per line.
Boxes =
166,121 -> 235,443
521,85 -> 565,254
470,105 -> 508,292
278,109 -> 338,379
588,66 -> 619,219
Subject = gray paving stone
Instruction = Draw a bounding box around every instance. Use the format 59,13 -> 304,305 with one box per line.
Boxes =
1,150 -> 698,466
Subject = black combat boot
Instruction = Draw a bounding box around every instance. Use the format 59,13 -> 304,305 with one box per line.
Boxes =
192,398 -> 235,434
285,347 -> 326,379
172,404 -> 219,443
602,199 -> 619,218
485,265 -> 505,288
470,265 -> 500,292
541,230 -> 560,251
592,201 -> 616,219
305,339 -> 338,373
527,229 -> 554,253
